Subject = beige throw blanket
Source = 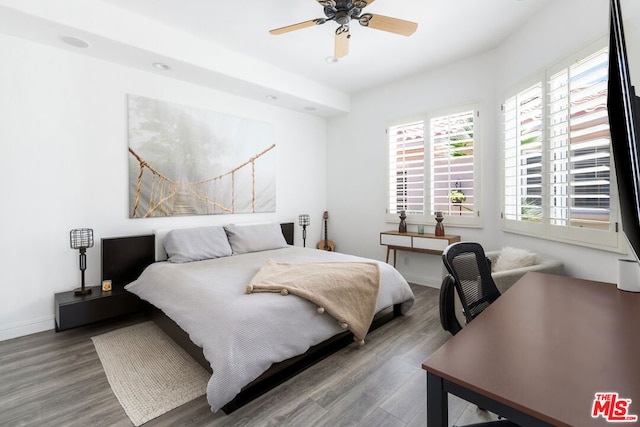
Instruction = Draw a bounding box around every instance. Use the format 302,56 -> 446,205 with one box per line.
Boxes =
246,259 -> 381,343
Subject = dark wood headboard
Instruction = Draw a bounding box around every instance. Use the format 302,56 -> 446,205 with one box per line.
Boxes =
101,222 -> 295,288
280,222 -> 294,245
101,234 -> 155,289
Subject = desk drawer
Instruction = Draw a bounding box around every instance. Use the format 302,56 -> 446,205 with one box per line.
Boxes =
413,236 -> 449,251
381,234 -> 412,247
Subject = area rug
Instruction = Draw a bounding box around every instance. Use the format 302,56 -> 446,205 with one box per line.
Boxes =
91,321 -> 210,426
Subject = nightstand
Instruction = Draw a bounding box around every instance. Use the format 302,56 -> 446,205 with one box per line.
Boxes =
54,286 -> 142,331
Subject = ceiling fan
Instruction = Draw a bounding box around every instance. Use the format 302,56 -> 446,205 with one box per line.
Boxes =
269,0 -> 418,59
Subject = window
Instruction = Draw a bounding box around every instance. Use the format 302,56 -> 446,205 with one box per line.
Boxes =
431,110 -> 477,219
502,44 -> 619,249
548,49 -> 611,231
503,82 -> 544,225
387,106 -> 480,227
388,121 -> 425,215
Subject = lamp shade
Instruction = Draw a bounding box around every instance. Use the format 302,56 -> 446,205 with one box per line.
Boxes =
298,214 -> 310,227
70,228 -> 94,249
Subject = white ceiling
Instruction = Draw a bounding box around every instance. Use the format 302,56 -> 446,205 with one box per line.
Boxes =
102,0 -> 553,94
0,0 -> 555,116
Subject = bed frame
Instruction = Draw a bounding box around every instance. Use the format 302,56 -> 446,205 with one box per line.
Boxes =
101,222 -> 402,414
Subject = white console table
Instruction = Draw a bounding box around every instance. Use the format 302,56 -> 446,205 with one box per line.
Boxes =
380,230 -> 461,267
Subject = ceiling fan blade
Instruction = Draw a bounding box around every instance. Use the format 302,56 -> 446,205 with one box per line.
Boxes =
269,19 -> 320,35
359,13 -> 418,36
334,28 -> 350,58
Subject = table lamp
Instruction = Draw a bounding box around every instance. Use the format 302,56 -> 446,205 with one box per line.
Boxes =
298,214 -> 310,247
70,228 -> 94,296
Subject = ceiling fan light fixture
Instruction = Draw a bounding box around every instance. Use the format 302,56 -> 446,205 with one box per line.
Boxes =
334,10 -> 351,26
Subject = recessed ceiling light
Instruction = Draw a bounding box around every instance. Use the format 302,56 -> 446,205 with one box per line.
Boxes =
60,36 -> 90,49
265,95 -> 278,101
152,62 -> 171,70
325,56 -> 338,64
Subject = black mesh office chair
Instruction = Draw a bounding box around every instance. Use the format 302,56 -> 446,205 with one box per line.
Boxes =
442,242 -> 520,427
439,274 -> 463,335
441,241 -> 502,327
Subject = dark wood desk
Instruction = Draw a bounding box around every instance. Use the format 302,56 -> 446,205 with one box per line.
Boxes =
422,272 -> 640,427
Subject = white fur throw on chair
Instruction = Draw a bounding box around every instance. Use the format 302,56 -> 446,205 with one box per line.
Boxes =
486,247 -> 565,293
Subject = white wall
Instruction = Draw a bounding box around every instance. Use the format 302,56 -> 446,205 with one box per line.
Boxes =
5,0 -> 640,340
327,0 -> 636,286
326,52 -> 500,286
0,34 -> 328,341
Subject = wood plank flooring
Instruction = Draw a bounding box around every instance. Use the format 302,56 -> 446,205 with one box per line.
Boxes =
0,285 -> 499,426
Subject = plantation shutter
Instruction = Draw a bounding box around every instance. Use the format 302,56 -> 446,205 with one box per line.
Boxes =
503,83 -> 544,222
388,121 -> 425,215
547,47 -> 610,230
430,110 -> 476,217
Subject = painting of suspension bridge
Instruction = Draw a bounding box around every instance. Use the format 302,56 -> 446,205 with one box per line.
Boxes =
128,95 -> 276,218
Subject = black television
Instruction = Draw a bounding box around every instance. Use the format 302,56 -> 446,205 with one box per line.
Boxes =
608,0 -> 640,263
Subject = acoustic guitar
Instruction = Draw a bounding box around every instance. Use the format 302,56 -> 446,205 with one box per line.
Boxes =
317,211 -> 335,251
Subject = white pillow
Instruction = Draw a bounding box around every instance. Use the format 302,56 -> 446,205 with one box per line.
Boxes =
164,226 -> 232,263
224,223 -> 288,254
493,247 -> 538,272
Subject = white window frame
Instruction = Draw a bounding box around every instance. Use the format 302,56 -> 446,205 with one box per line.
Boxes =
501,39 -> 624,252
386,103 -> 482,228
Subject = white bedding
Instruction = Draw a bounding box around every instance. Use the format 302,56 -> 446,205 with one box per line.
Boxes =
125,246 -> 415,412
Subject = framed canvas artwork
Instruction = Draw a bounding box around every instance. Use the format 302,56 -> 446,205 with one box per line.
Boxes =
127,95 -> 276,218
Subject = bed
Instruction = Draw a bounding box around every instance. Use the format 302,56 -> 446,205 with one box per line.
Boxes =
101,222 -> 414,413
